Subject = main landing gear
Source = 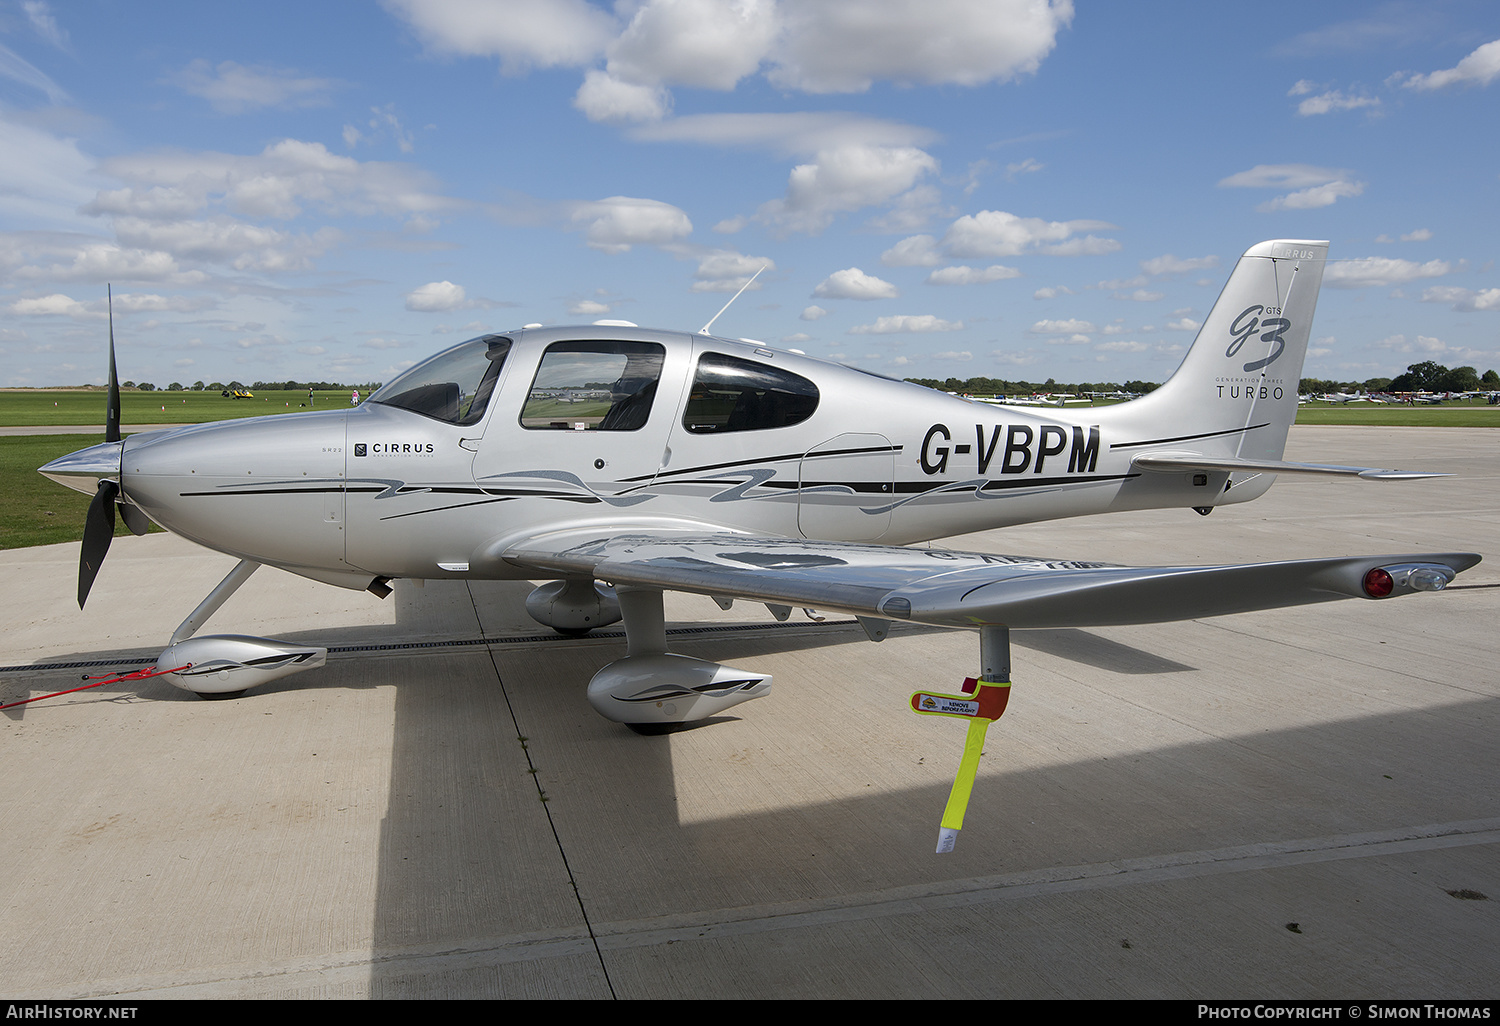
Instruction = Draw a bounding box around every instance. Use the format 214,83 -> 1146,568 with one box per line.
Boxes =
585,586 -> 772,725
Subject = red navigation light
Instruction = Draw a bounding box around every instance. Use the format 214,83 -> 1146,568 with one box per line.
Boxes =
1363,567 -> 1394,598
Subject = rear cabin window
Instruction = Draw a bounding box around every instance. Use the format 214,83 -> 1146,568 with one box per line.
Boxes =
682,353 -> 819,433
521,340 -> 665,431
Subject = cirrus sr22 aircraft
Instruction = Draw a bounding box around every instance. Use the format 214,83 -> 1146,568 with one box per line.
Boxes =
40,240 -> 1480,849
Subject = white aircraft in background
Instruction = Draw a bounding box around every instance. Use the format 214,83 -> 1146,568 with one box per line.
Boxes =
38,240 -> 1478,847
967,394 -> 1092,408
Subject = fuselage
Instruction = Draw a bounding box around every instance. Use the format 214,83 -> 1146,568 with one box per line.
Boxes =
101,325 -> 1256,588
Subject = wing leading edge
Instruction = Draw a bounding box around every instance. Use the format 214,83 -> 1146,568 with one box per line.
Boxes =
502,529 -> 1480,630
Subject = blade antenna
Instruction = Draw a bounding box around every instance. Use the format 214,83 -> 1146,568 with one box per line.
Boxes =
105,284 -> 120,444
698,264 -> 766,335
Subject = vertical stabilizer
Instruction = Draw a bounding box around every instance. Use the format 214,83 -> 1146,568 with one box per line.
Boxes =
1107,240 -> 1327,463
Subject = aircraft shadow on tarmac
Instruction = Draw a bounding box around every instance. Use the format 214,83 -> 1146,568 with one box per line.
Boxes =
358,648 -> 1500,998
5,577 -> 1496,997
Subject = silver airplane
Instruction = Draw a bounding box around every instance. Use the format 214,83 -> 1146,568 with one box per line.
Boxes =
38,239 -> 1479,735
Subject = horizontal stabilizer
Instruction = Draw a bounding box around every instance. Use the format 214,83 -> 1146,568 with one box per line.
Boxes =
1131,452 -> 1448,480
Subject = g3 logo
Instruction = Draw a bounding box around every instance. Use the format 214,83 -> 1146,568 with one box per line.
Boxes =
1227,305 -> 1290,373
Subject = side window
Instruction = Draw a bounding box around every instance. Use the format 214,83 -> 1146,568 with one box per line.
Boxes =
521,340 -> 665,431
367,335 -> 510,426
683,352 -> 819,433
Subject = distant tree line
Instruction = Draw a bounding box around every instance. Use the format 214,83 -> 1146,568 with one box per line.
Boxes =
904,376 -> 1162,396
1301,363 -> 1499,395
117,379 -> 384,392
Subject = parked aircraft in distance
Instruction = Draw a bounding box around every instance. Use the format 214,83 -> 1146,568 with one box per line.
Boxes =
966,394 -> 1093,408
39,241 -> 1478,848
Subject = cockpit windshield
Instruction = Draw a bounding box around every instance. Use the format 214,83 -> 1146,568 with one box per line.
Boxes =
367,335 -> 511,425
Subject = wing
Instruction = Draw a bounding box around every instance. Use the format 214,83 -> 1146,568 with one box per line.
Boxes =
501,527 -> 1481,630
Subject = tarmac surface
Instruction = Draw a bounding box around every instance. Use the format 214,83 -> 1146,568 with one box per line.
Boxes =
1,426 -> 1497,999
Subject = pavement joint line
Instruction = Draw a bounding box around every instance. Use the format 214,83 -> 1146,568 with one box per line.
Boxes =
33,818 -> 1500,999
467,580 -> 620,1000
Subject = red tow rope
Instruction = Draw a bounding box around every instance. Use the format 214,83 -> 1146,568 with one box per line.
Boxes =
1,664 -> 190,710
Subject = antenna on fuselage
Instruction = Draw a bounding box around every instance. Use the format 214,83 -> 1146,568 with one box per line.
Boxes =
698,264 -> 766,335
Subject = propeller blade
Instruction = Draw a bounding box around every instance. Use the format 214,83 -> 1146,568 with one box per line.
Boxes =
119,500 -> 149,536
79,479 -> 118,608
105,285 -> 120,444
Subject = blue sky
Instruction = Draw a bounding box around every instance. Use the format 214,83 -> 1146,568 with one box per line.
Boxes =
2,0 -> 1498,389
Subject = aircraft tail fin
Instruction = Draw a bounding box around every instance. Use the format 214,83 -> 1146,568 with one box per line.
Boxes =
1104,240 -> 1327,471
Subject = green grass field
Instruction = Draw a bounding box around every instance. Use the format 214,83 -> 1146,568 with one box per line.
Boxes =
1293,401 -> 1500,427
0,388 -> 362,427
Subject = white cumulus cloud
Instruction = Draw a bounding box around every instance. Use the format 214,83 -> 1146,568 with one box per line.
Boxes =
1323,257 -> 1452,289
925,264 -> 1021,285
1401,39 -> 1500,91
881,234 -> 941,267
573,70 -> 671,122
692,249 -> 774,292
385,0 -> 1073,123
567,196 -> 693,253
848,314 -> 963,334
383,0 -> 618,71
1029,318 -> 1096,335
939,209 -> 1117,258
605,0 -> 779,92
170,60 -> 340,113
1421,286 -> 1500,312
769,0 -> 1074,93
813,267 -> 899,300
1294,88 -> 1380,116
9,293 -> 98,319
1219,164 -> 1366,212
1140,253 -> 1219,277
406,280 -> 467,312
1260,179 -> 1365,211
760,143 -> 937,235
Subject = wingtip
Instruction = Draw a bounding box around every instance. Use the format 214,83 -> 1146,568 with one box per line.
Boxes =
1356,469 -> 1453,480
